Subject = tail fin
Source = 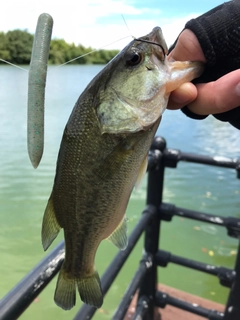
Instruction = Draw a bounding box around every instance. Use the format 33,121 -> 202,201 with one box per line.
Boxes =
77,271 -> 103,308
54,267 -> 103,310
54,268 -> 76,310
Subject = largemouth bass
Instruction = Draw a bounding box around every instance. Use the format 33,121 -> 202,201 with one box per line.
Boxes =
41,27 -> 203,310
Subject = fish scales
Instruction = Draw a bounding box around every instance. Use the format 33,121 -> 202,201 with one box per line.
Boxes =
41,26 -> 203,310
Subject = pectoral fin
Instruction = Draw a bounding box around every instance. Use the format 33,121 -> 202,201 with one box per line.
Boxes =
135,155 -> 148,190
93,139 -> 133,180
107,215 -> 128,250
41,194 -> 61,251
166,61 -> 204,93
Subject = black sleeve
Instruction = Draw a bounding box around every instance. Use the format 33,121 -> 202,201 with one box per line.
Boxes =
171,0 -> 240,129
186,0 -> 240,79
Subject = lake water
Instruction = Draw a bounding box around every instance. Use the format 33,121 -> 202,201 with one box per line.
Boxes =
0,65 -> 239,319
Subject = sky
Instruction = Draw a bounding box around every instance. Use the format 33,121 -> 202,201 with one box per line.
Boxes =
0,0 -> 228,50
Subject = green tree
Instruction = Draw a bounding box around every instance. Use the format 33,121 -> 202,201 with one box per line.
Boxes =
64,43 -> 91,64
0,32 -> 10,62
6,29 -> 33,64
0,28 -> 120,65
49,39 -> 70,65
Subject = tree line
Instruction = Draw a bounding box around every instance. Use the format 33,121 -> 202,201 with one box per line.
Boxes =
0,29 -> 119,65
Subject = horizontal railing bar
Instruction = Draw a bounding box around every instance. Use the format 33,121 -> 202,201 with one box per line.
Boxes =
0,241 -> 65,320
73,205 -> 158,320
112,253 -> 153,320
179,151 -> 239,169
163,148 -> 240,171
159,203 -> 240,239
155,290 -> 224,320
146,137 -> 240,177
155,250 -> 235,288
182,152 -> 239,168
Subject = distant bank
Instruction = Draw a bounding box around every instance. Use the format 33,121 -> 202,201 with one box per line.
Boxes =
0,29 -> 119,65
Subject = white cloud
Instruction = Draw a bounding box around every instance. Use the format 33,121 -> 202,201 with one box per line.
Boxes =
0,0 -> 199,52
0,0 -> 162,49
161,14 -> 199,47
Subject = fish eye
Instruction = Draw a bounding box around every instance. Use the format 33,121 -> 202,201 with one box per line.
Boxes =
125,52 -> 142,66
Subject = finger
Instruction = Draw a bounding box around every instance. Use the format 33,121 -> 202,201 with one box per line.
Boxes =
167,82 -> 198,110
187,70 -> 240,115
168,29 -> 206,63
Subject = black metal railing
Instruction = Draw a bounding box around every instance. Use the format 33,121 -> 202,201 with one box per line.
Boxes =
0,136 -> 239,320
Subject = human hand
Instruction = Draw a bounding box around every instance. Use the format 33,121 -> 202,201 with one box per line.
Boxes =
167,29 -> 240,115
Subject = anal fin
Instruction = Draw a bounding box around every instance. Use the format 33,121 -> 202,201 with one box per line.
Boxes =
41,194 -> 61,251
107,215 -> 128,250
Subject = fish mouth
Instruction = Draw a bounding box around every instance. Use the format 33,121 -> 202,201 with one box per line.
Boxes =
150,27 -> 167,45
150,27 -> 168,60
134,27 -> 168,63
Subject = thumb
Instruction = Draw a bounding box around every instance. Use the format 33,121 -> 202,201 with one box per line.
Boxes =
168,29 -> 206,63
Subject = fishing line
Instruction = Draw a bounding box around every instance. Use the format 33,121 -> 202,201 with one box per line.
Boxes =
134,38 -> 166,55
50,35 -> 131,70
120,15 -> 166,55
0,59 -> 28,71
0,36 -> 131,72
1,12 -> 134,72
121,14 -> 134,40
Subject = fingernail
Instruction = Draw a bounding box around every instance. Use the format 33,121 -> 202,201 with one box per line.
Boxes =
235,82 -> 240,96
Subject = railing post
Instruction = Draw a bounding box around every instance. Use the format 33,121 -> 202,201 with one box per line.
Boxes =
223,241 -> 240,320
137,137 -> 166,320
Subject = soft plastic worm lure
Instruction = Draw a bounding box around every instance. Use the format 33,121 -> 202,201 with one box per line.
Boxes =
27,13 -> 53,168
